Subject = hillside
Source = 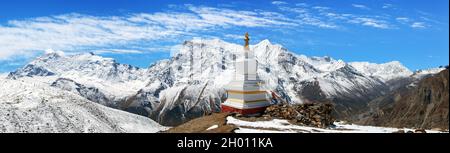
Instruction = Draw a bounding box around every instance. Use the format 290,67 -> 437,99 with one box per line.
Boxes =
359,68 -> 449,129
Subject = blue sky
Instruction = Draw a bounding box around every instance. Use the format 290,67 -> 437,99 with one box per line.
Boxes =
0,0 -> 448,72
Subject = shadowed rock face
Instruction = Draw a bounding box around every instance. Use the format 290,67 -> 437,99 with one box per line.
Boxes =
7,64 -> 55,79
149,85 -> 226,126
359,68 -> 449,129
51,78 -> 119,108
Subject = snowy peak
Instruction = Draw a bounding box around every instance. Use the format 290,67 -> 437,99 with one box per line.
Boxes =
9,51 -> 146,82
254,39 -> 272,47
301,56 -> 347,72
349,61 -> 413,82
412,67 -> 446,79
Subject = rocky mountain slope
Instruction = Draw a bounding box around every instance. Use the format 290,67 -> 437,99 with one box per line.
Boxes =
358,68 -> 449,129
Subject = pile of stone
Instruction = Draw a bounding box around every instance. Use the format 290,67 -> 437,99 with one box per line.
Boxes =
263,103 -> 334,128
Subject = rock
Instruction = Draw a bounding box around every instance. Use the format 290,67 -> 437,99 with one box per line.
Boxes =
414,129 -> 427,133
406,131 -> 414,133
263,103 -> 334,128
313,114 -> 321,119
393,130 -> 405,133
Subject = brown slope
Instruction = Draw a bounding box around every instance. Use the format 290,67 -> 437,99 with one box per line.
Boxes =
359,68 -> 449,129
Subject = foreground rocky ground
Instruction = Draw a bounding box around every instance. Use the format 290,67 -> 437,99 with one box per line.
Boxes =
165,103 -> 448,133
163,113 -> 236,133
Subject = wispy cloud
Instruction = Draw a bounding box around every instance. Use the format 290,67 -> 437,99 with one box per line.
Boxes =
278,6 -> 308,14
187,6 -> 295,27
277,3 -> 395,29
0,5 -> 296,60
224,34 -> 243,40
93,49 -> 144,54
411,22 -> 426,29
352,4 -> 370,10
349,17 -> 390,29
382,3 -> 394,9
0,2 -> 438,62
312,6 -> 330,11
396,17 -> 410,23
272,1 -> 287,5
396,17 -> 429,29
295,3 -> 308,7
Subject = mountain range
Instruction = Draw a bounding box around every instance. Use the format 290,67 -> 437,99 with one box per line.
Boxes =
2,38 -> 447,129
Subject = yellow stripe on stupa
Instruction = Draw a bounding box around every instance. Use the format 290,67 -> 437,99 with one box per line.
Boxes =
226,98 -> 268,104
227,90 -> 266,94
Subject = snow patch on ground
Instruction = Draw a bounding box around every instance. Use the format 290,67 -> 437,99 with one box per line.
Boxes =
227,116 -> 445,133
206,125 -> 219,130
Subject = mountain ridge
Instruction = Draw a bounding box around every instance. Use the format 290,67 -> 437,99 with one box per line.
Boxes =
5,38 -> 446,127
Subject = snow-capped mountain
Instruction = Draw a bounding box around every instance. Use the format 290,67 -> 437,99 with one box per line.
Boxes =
7,38 -> 440,126
8,51 -> 149,107
129,39 -> 404,124
349,61 -> 413,82
9,51 -> 146,82
412,67 -> 446,79
0,75 -> 165,133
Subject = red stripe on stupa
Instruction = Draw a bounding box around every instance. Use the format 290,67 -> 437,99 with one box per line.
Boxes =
221,104 -> 267,115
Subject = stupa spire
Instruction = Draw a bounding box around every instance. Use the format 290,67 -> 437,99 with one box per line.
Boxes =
244,32 -> 250,51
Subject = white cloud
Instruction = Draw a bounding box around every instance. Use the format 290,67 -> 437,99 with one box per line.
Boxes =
272,1 -> 287,5
396,17 -> 429,29
382,3 -> 393,9
276,4 -> 397,30
312,6 -> 330,11
224,34 -> 243,40
93,49 -> 144,54
411,22 -> 426,29
187,6 -> 295,27
297,15 -> 338,29
0,13 -> 178,60
0,3 -> 423,61
295,3 -> 308,7
276,6 -> 338,29
396,17 -> 410,23
349,17 -> 390,29
352,4 -> 370,10
325,13 -> 348,20
278,6 -> 308,14
0,6 -> 297,60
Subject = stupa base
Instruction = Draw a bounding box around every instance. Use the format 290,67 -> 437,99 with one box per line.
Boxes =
221,104 -> 267,115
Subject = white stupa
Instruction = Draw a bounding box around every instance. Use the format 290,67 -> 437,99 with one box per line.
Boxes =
221,32 -> 271,115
